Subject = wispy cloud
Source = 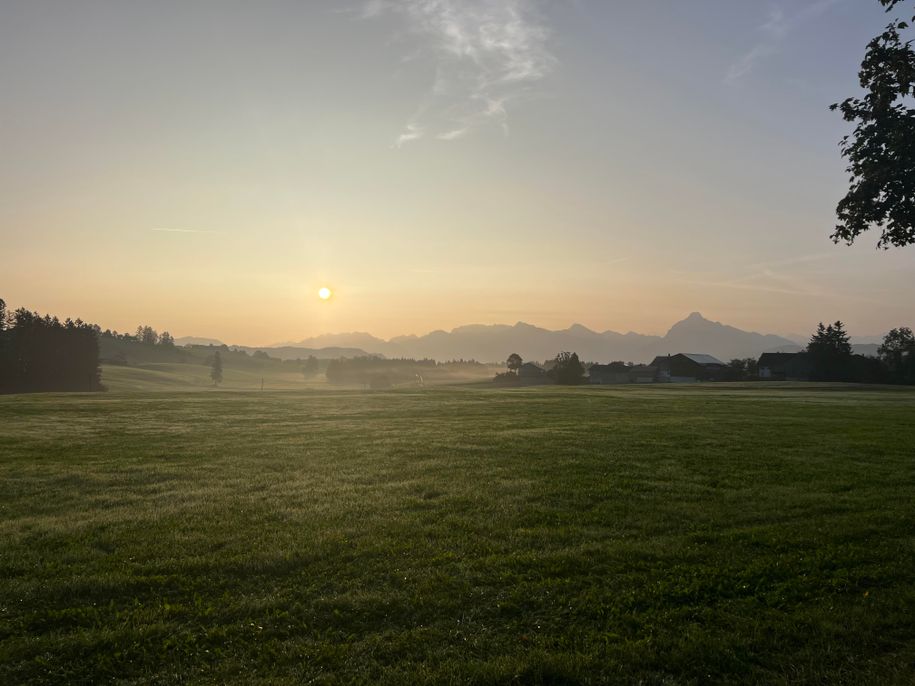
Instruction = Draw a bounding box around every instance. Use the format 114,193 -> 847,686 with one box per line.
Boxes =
726,0 -> 841,84
361,0 -> 555,145
743,251 -> 837,272
675,250 -> 878,304
395,122 -> 425,147
151,228 -> 219,234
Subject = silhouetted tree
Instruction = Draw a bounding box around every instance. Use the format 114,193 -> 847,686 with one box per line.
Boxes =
727,358 -> 758,381
879,326 -> 915,383
831,0 -> 915,247
728,359 -> 744,380
0,299 -> 8,385
493,371 -> 522,385
809,321 -> 853,356
550,351 -> 585,385
210,351 -> 223,386
807,321 -> 853,381
507,353 -> 523,375
136,325 -> 159,345
159,331 -> 175,347
302,355 -> 319,378
744,357 -> 759,378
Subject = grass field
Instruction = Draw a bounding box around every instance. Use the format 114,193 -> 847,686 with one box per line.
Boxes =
99,362 -> 492,392
2,384 -> 914,684
99,363 -> 324,392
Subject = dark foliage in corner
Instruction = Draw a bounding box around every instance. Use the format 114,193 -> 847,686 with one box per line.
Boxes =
878,326 -> 915,383
831,0 -> 915,247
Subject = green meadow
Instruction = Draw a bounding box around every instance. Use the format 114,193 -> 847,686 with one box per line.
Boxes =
1,381 -> 914,684
99,362 -> 321,392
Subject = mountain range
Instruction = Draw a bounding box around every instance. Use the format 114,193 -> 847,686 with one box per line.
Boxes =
184,313 -> 885,363
263,313 -> 809,363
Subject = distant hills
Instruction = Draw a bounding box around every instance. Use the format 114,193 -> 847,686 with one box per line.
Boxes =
173,337 -> 371,361
174,336 -> 225,347
277,313 -> 804,363
232,345 -> 372,360
178,313 -> 884,364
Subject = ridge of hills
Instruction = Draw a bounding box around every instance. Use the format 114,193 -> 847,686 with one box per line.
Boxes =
261,313 -> 804,362
178,314 -> 882,363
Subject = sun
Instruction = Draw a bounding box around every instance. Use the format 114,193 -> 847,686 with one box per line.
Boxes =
318,287 -> 332,301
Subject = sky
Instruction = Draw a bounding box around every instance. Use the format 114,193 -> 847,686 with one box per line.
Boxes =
2,0 -> 913,345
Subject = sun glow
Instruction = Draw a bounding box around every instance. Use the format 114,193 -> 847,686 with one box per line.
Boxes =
318,287 -> 332,300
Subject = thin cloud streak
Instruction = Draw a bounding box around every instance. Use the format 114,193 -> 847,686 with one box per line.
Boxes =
151,228 -> 219,234
670,248 -> 879,303
726,0 -> 842,84
679,267 -> 880,305
395,122 -> 425,146
363,0 -> 555,145
743,251 -> 838,272
408,256 -> 631,275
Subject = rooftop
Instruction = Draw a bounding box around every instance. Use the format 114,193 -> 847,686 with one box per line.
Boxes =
680,353 -> 725,366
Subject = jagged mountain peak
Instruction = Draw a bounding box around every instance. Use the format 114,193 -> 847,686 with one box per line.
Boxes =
668,312 -> 719,331
564,323 -> 597,335
278,314 -> 802,364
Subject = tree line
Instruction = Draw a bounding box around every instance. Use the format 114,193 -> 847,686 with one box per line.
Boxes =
100,324 -> 176,347
0,299 -> 103,393
805,321 -> 915,383
717,323 -> 912,383
496,322 -> 915,385
496,351 -> 587,385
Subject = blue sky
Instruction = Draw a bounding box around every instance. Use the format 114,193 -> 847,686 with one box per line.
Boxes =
1,1 -> 912,344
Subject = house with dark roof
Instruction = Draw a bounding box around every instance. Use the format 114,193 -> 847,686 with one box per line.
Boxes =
518,362 -> 551,385
629,365 -> 659,384
650,353 -> 727,382
758,352 -> 812,381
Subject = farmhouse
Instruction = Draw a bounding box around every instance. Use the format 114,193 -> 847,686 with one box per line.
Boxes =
758,352 -> 812,381
518,362 -> 550,385
629,365 -> 659,384
650,353 -> 726,382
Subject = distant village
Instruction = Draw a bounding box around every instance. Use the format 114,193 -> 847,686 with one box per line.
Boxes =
511,352 -> 811,385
